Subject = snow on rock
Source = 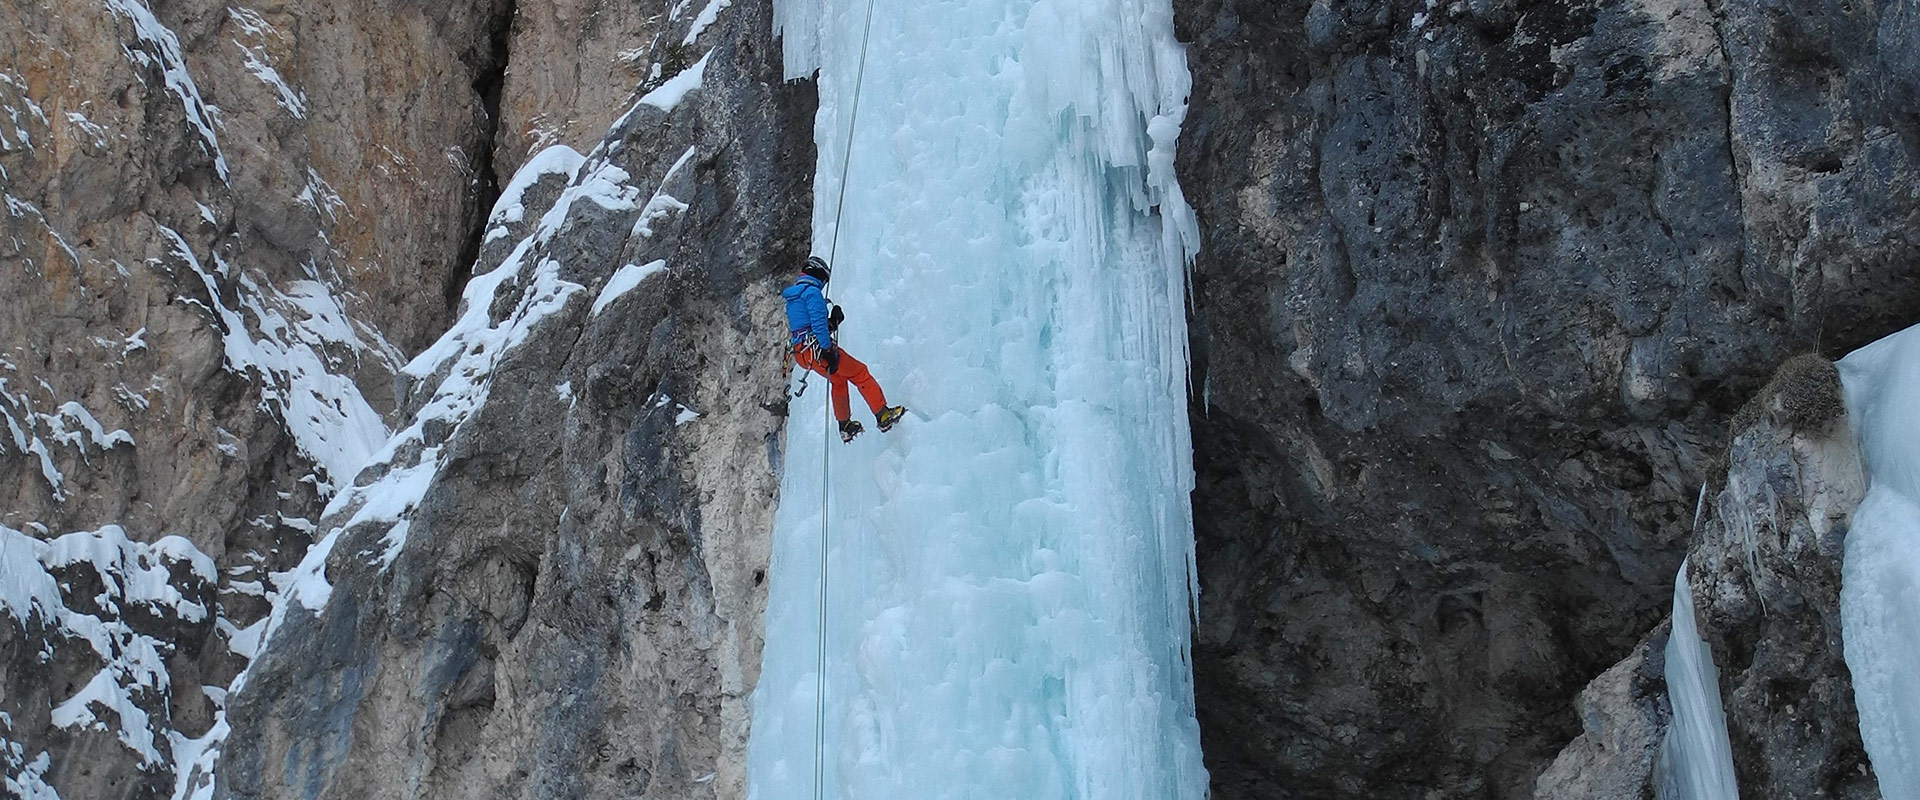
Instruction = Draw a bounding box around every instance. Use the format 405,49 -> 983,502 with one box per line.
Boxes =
63,112 -> 109,148
0,376 -> 135,500
0,526 -> 62,623
647,392 -> 700,426
487,145 -> 586,237
591,260 -> 666,316
0,71 -> 51,154
296,168 -> 344,222
236,46 -> 307,118
682,0 -> 733,46
1837,322 -> 1920,800
157,226 -> 389,493
208,126 -> 698,777
5,195 -> 85,271
640,51 -> 712,112
47,402 -> 135,450
0,524 -> 223,775
156,40 -> 733,784
631,147 -> 697,237
102,0 -> 228,179
228,8 -> 308,119
3,742 -> 60,800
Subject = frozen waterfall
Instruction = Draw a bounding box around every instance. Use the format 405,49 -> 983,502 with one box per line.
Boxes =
1656,559 -> 1738,800
745,0 -> 1207,797
1838,321 -> 1920,800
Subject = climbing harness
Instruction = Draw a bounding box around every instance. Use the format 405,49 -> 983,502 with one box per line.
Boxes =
813,0 -> 883,796
790,334 -> 826,399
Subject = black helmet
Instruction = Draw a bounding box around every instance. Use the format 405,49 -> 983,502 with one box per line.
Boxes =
803,255 -> 831,282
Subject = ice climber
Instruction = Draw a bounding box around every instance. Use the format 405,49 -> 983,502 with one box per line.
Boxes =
785,256 -> 907,442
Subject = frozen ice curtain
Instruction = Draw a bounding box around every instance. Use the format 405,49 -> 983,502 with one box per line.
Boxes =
745,0 -> 1207,798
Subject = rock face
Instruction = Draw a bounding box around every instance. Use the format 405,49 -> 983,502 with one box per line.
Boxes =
3,0 -> 804,795
215,4 -> 812,799
1535,355 -> 1878,799
1,0 -> 511,794
491,0 -> 662,179
1531,633 -> 1668,800
1173,0 -> 1920,796
1685,356 -> 1876,799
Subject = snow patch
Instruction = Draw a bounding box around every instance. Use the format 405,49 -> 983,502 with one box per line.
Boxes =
297,168 -> 343,221
0,71 -> 50,153
156,227 -> 388,493
591,260 -> 666,316
0,382 -> 134,498
631,146 -> 699,238
682,0 -> 732,46
64,111 -> 110,148
489,145 -> 586,230
639,51 -> 712,111
235,42 -> 308,118
649,392 -> 700,426
3,747 -> 59,800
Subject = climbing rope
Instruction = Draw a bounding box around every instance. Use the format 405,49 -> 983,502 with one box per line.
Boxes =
824,0 -> 882,269
814,0 -> 882,798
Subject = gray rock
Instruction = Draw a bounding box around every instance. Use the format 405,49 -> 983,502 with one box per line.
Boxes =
1687,356 -> 1878,800
1540,355 -> 1879,800
1532,632 -> 1668,800
217,3 -> 812,799
1174,0 -> 1920,795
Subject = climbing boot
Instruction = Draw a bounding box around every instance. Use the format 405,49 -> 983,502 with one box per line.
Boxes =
839,419 -> 864,443
876,405 -> 907,433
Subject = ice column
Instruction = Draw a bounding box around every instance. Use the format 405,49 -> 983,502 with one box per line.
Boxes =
747,0 -> 1206,798
1837,321 -> 1920,800
1657,559 -> 1738,800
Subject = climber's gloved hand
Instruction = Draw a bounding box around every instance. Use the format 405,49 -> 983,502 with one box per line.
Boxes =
823,347 -> 841,375
828,304 -> 845,332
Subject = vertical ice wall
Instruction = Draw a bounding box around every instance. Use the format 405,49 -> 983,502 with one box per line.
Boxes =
1837,322 -> 1920,800
748,0 -> 1205,797
1656,559 -> 1738,800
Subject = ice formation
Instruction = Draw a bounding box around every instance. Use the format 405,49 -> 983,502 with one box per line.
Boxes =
747,0 -> 1206,797
1656,559 -> 1738,800
1837,321 -> 1920,800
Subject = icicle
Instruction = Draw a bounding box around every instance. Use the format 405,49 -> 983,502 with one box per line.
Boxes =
1657,558 -> 1739,800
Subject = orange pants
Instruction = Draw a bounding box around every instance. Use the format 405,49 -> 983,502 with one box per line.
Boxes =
794,345 -> 888,422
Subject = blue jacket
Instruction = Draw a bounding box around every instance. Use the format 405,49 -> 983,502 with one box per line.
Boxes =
782,274 -> 832,348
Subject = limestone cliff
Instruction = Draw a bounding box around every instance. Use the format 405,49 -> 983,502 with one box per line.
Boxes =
2,0 -> 509,794
1175,0 -> 1920,796
215,2 -> 811,796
